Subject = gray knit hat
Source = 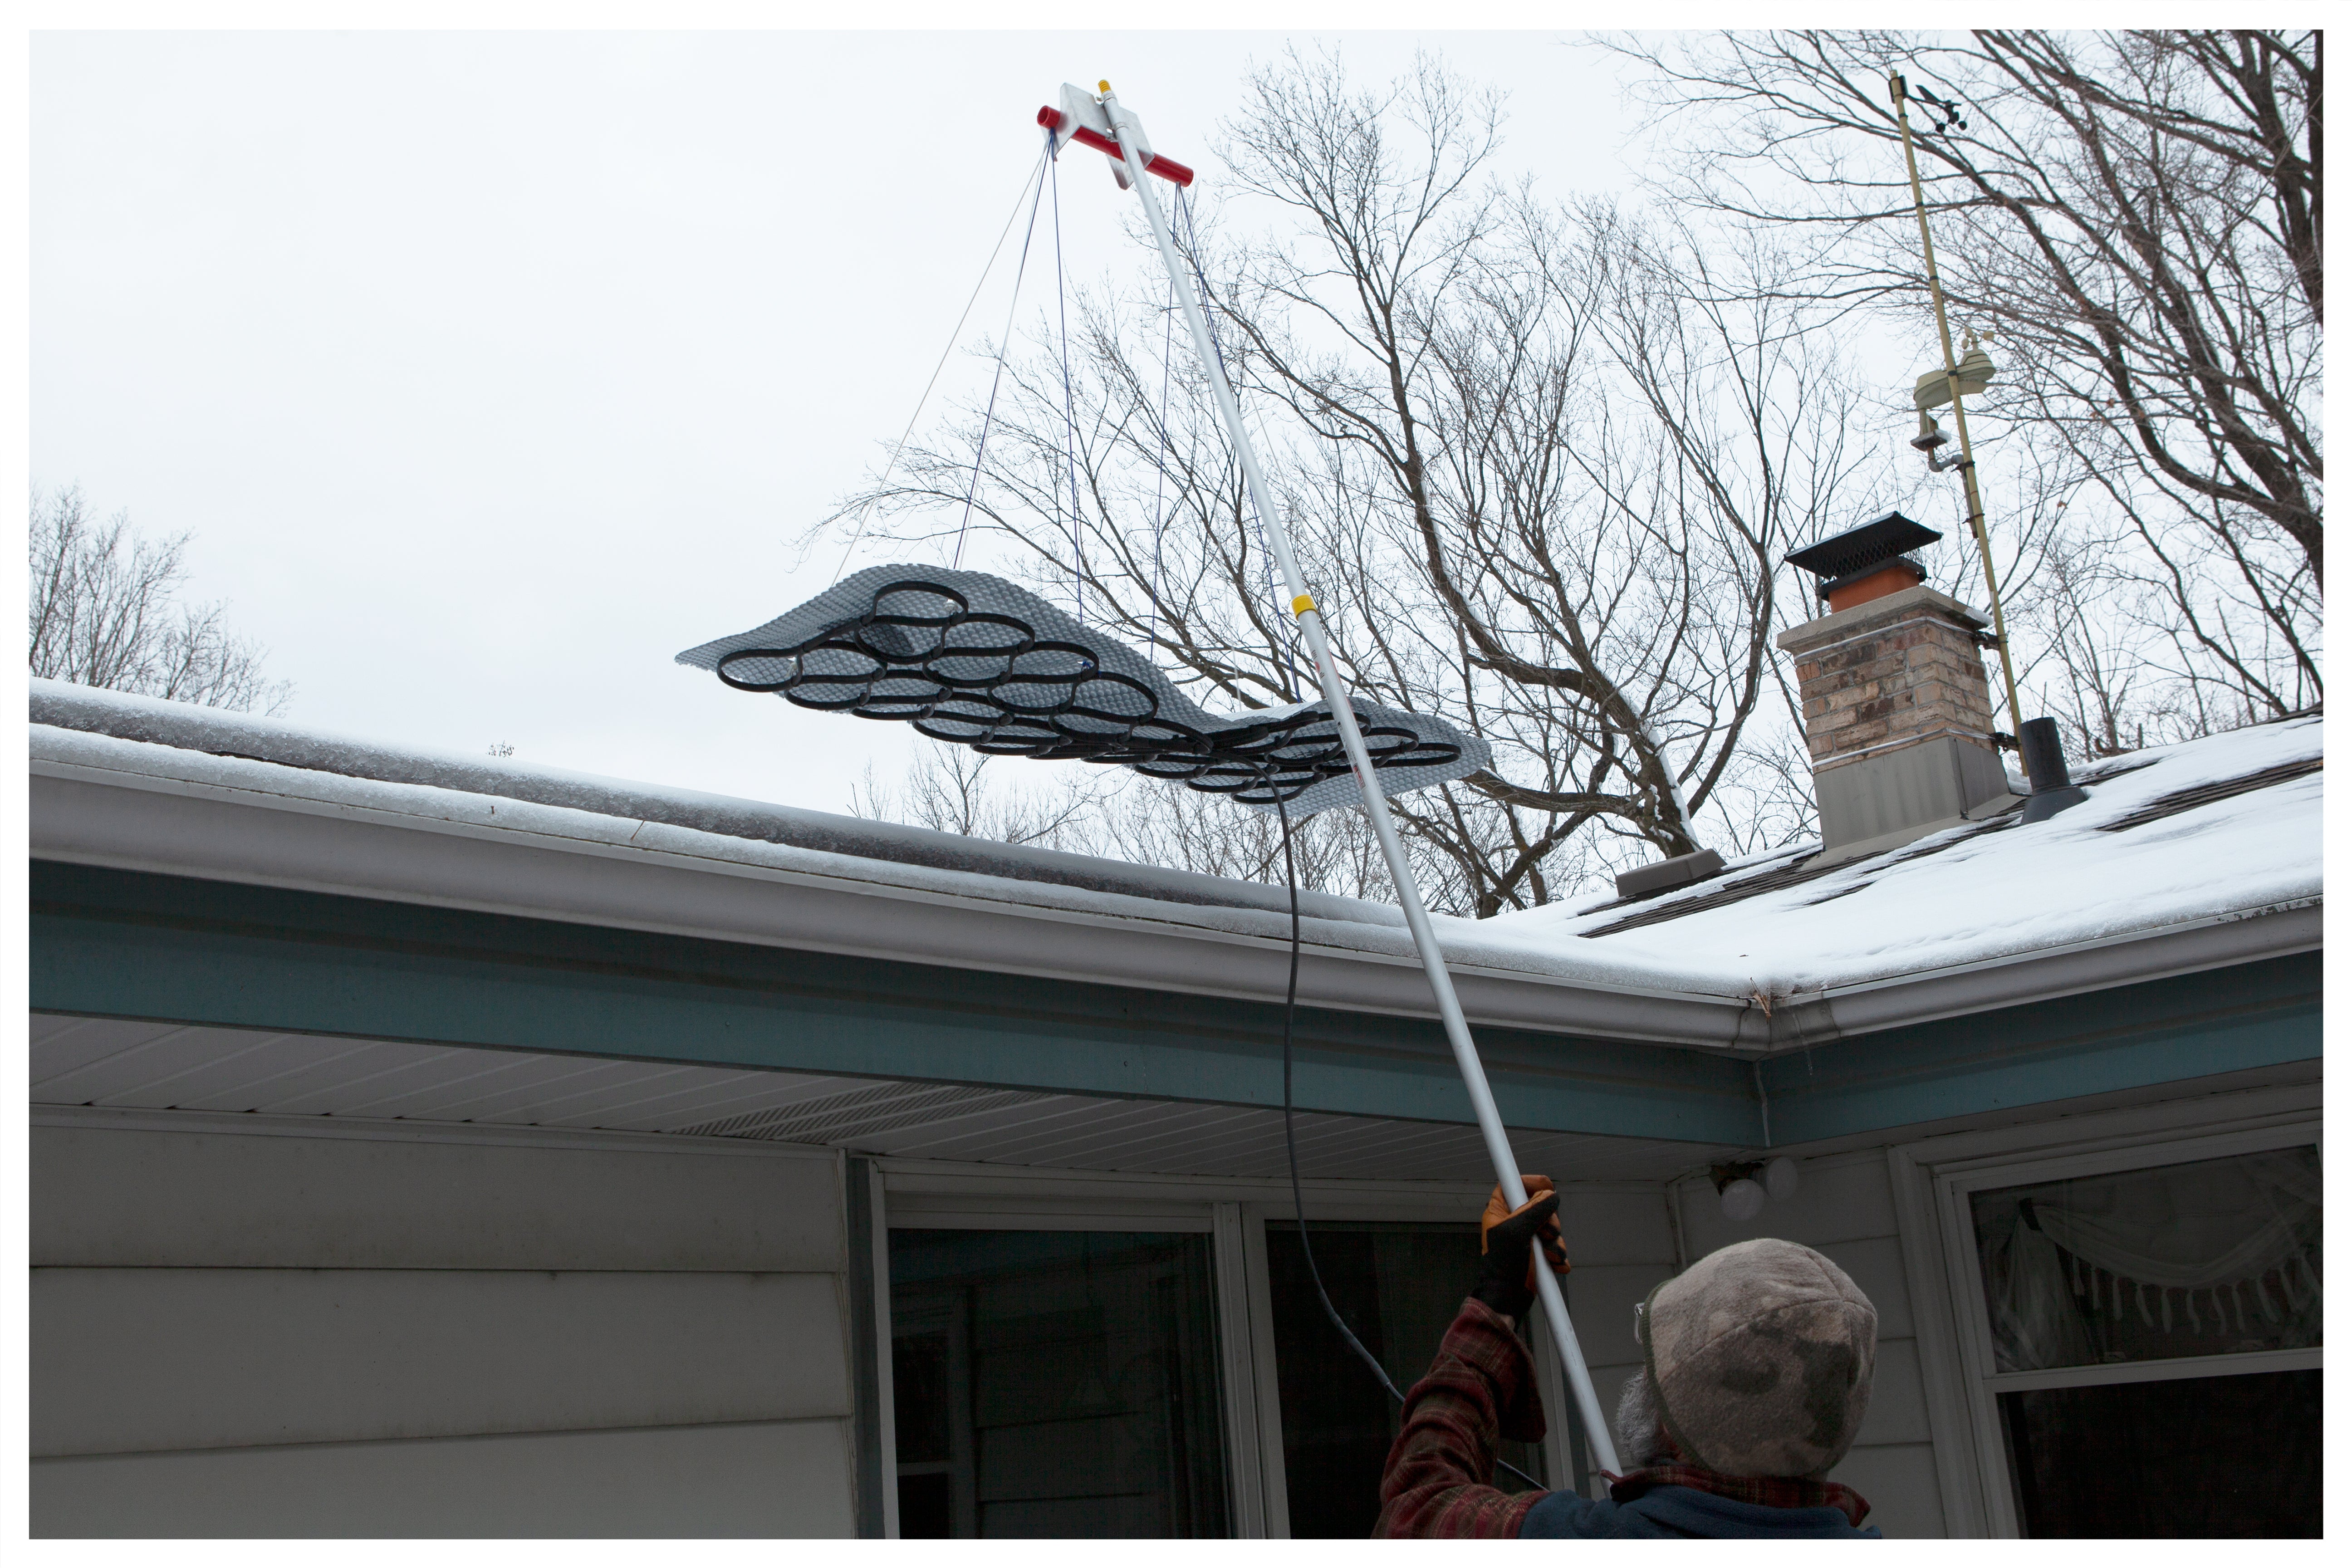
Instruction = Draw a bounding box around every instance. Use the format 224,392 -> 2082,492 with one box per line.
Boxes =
1637,1238 -> 1877,1479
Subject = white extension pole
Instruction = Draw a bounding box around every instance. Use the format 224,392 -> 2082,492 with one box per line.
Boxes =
1101,87 -> 1622,1480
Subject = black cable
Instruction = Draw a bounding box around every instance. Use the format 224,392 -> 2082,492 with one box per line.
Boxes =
1274,797 -> 1545,1494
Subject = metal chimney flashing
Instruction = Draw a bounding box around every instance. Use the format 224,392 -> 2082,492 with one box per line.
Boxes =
1775,582 -> 1988,654
1812,734 -> 2012,854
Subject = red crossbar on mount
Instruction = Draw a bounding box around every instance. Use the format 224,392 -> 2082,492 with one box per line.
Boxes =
1037,106 -> 1195,187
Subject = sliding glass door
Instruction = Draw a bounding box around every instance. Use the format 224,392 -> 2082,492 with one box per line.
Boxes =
879,1189 -> 1553,1538
1263,1220 -> 1546,1537
888,1229 -> 1229,1538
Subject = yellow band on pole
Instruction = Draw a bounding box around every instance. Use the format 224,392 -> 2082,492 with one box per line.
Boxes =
1291,593 -> 1316,617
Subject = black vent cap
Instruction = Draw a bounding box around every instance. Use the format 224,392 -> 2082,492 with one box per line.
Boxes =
1613,847 -> 1726,902
1784,511 -> 1942,583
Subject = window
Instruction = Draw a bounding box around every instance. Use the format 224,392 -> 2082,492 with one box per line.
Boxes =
1946,1135 -> 2321,1537
875,1180 -> 1564,1537
1994,1370 -> 2319,1538
1263,1220 -> 1545,1537
887,1229 -> 1230,1539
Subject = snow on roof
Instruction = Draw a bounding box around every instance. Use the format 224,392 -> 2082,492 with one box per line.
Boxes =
23,677 -> 1403,926
28,679 -> 2320,1005
1467,712 -> 2322,995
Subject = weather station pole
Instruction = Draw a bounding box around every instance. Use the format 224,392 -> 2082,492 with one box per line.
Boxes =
1890,72 -> 2025,741
1084,80 -> 1622,1478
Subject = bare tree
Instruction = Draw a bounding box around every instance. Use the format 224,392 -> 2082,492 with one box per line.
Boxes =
1603,29 -> 2322,733
850,743 -> 1109,851
29,486 -> 292,715
1088,774 -> 1395,899
834,52 -> 1886,912
853,740 -> 1398,901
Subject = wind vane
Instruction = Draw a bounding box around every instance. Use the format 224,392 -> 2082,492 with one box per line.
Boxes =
1036,82 -> 1195,188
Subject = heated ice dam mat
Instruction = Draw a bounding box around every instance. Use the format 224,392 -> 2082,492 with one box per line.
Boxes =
676,566 -> 1489,815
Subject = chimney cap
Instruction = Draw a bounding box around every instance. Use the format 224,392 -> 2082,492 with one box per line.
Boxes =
1784,511 -> 1943,583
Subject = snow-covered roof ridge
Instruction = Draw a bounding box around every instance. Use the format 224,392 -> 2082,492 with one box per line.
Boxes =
1478,712 -> 2322,994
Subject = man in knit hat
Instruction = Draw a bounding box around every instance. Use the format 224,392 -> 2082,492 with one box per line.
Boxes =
1374,1178 -> 1882,1538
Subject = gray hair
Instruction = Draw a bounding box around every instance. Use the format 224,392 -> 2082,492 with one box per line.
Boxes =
1613,1368 -> 1671,1469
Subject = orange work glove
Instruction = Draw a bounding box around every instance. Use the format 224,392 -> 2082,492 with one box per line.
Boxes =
1473,1176 -> 1569,1317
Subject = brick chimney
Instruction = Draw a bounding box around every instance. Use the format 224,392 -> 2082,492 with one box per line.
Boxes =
1779,514 -> 2014,862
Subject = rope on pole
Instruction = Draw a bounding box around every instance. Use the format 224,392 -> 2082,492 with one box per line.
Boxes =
837,145 -> 1049,586
1051,137 -> 1087,619
952,131 -> 1054,569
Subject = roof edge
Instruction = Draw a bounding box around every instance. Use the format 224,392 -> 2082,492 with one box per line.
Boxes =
32,724 -> 2317,1054
1766,898 -> 2322,1050
26,678 -> 1404,930
28,749 -> 1762,1049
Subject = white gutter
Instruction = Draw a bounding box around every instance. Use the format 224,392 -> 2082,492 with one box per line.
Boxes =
1768,895 -> 2322,1047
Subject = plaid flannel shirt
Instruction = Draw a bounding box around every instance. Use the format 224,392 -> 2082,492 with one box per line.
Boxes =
1374,1297 -> 1873,1538
1372,1295 -> 1549,1538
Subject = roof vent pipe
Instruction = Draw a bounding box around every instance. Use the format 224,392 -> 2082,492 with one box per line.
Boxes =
2018,716 -> 2088,823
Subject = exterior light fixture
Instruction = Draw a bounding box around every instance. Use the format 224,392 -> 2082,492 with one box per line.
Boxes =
1712,1156 -> 1801,1220
1720,1176 -> 1767,1222
1711,1160 -> 1767,1221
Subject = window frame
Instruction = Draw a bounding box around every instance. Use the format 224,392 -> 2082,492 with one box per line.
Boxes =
1930,1119 -> 2322,1536
872,1163 -> 1553,1537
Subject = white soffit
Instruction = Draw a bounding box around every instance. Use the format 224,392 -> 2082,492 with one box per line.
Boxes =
28,1013 -> 1732,1185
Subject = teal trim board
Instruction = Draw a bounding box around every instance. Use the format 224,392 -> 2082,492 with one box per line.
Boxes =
29,862 -> 2321,1146
29,862 -> 1756,1144
1758,956 -> 2321,1145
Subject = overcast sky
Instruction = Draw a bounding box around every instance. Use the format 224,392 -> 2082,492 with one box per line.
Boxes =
33,30 -> 1660,813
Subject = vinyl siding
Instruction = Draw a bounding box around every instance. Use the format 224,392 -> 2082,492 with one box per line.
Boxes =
31,1420 -> 854,1538
1548,1184 -> 1681,1490
29,1120 -> 856,1538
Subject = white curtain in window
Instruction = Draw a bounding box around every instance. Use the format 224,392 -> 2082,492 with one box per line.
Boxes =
2027,1151 -> 2318,1286
1975,1149 -> 2322,1371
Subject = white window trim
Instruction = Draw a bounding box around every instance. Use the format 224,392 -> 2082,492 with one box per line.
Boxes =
866,1165 -> 902,1540
1930,1117 -> 2321,1538
1236,1203 -> 1292,1538
876,1182 -> 1240,1531
880,1192 -> 1215,1232
1982,1344 -> 2318,1395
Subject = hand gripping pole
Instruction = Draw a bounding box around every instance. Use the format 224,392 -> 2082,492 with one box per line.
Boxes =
1093,82 -> 1622,1480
